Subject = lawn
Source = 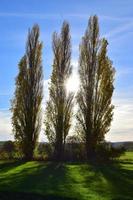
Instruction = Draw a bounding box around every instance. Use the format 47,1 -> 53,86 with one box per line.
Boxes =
0,152 -> 132,200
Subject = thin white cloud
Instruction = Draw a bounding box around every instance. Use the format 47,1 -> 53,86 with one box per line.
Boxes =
0,12 -> 132,22
0,12 -> 62,19
99,15 -> 133,22
0,110 -> 13,141
116,67 -> 133,77
0,108 -> 10,111
0,92 -> 12,96
106,98 -> 133,142
103,21 -> 133,39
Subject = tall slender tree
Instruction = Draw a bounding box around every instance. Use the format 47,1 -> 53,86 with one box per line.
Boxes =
11,25 -> 43,160
44,21 -> 74,160
77,16 -> 115,159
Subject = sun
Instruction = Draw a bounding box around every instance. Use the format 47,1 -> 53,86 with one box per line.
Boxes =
66,74 -> 80,93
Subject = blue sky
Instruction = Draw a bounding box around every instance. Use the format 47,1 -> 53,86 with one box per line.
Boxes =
0,0 -> 133,141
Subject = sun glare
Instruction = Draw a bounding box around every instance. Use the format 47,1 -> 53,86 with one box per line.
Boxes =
66,74 -> 80,93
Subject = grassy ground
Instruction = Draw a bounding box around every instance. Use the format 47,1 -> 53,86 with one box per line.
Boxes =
0,152 -> 132,200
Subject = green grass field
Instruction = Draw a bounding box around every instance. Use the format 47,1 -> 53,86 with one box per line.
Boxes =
0,152 -> 132,200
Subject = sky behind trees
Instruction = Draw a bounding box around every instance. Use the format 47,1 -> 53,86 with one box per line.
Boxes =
0,0 -> 133,141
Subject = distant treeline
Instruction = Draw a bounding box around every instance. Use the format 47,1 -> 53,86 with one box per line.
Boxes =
8,15 -> 120,162
0,140 -> 128,161
1,141 -> 132,152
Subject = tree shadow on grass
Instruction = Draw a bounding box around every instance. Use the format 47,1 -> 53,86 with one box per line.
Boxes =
0,160 -> 132,200
99,163 -> 133,200
0,160 -> 26,173
0,191 -> 76,200
119,160 -> 133,165
0,162 -> 79,200
79,162 -> 133,200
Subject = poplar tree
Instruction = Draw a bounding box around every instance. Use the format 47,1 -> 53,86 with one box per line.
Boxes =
77,16 -> 115,159
44,22 -> 74,160
11,25 -> 43,160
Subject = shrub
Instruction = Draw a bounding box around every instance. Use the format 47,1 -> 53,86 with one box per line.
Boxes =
36,143 -> 53,160
95,142 -> 126,162
0,141 -> 15,159
64,136 -> 86,161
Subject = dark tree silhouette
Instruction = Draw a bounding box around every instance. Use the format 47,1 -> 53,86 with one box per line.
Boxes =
44,21 -> 74,160
11,25 -> 43,160
76,16 -> 115,159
